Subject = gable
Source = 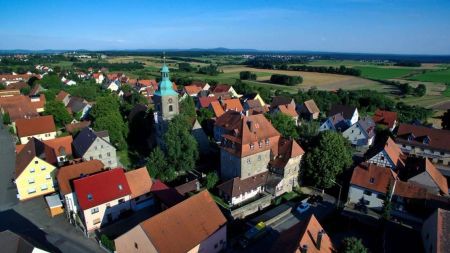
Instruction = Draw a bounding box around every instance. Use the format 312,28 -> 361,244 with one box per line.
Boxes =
16,156 -> 56,181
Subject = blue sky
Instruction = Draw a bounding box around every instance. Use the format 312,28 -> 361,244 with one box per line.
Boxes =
0,0 -> 449,54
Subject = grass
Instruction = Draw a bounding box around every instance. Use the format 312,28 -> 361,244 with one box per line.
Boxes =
407,68 -> 450,83
211,193 -> 230,209
353,66 -> 418,80
444,84 -> 450,97
117,150 -> 131,169
296,59 -> 386,67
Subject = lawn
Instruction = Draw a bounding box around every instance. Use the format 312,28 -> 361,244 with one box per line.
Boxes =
407,68 -> 450,83
444,84 -> 450,97
353,66 -> 418,80
297,59 -> 383,67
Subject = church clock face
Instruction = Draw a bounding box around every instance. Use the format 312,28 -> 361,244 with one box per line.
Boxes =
168,98 -> 173,103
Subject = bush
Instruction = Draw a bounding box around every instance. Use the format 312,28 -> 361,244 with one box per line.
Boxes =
239,71 -> 257,80
100,234 -> 115,251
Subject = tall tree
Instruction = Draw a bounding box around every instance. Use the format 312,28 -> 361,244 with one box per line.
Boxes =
267,112 -> 299,139
179,95 -> 197,121
381,182 -> 393,221
164,115 -> 199,174
303,131 -> 353,188
341,237 -> 368,253
146,147 -> 176,182
442,109 -> 450,130
43,100 -> 72,127
205,171 -> 219,190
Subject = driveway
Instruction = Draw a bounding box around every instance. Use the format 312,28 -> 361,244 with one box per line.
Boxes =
0,124 -> 103,253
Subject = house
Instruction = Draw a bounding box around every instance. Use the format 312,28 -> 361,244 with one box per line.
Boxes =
395,124 -> 450,166
242,93 -> 266,107
319,113 -> 348,132
14,138 -> 58,201
56,160 -> 105,221
269,214 -> 336,253
272,104 -> 299,125
342,117 -> 376,147
191,81 -> 211,91
66,96 -> 92,119
298,99 -> 320,120
0,89 -> 20,97
212,84 -> 239,98
29,85 -> 46,97
328,104 -> 359,126
373,109 -> 398,131
56,91 -> 71,106
125,167 -> 154,211
266,138 -> 305,197
0,94 -> 45,123
217,172 -> 268,206
104,80 -> 120,92
183,85 -> 202,97
73,168 -> 131,232
197,96 -> 218,109
92,73 -> 104,84
65,120 -> 91,134
270,96 -> 295,108
0,230 -> 50,253
16,136 -> 73,166
421,208 -> 450,253
214,110 -> 281,180
221,98 -> 244,113
175,179 -> 201,196
366,137 -> 405,170
114,191 -> 227,253
403,158 -> 448,196
72,127 -> 118,167
15,115 -> 57,144
242,99 -> 269,116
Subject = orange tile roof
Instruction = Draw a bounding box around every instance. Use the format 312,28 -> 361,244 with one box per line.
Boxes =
183,85 -> 202,96
65,121 -> 91,134
270,138 -> 305,169
424,159 -> 448,195
269,214 -> 336,253
198,96 -> 218,108
56,160 -> 105,195
125,167 -> 152,198
44,135 -> 73,158
383,137 -> 405,168
278,104 -> 298,117
15,115 -> 56,138
139,191 -> 226,253
373,109 -> 397,129
0,95 -> 40,122
212,84 -> 231,93
56,91 -> 70,102
210,100 -> 225,118
350,163 -> 398,193
216,111 -> 281,157
303,99 -> 320,114
222,98 -> 243,112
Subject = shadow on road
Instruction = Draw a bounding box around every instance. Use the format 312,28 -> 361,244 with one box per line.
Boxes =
0,209 -> 61,253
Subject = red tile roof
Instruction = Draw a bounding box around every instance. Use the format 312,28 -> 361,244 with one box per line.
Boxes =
423,159 -> 448,195
15,115 -> 56,138
210,101 -> 225,118
198,96 -> 218,108
65,121 -> 91,134
217,171 -> 268,198
222,98 -> 243,112
0,95 -> 40,122
150,180 -> 185,208
56,91 -> 70,102
73,168 -> 131,210
44,135 -> 73,157
139,191 -> 226,253
350,163 -> 398,193
183,85 -> 202,96
270,138 -> 305,169
277,104 -> 298,117
396,124 -> 450,152
56,160 -> 105,195
212,84 -> 231,93
373,109 -> 397,129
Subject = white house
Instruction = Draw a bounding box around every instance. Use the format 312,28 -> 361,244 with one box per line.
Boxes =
15,115 -> 57,144
217,172 -> 268,206
366,137 -> 405,169
319,113 -> 347,132
328,104 -> 359,127
343,117 -> 376,147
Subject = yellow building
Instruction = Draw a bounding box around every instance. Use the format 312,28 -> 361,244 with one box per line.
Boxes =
15,138 -> 57,201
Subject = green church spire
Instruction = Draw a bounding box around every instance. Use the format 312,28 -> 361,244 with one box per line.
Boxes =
154,55 -> 177,96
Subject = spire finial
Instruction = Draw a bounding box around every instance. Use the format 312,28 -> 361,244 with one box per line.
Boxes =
163,51 -> 166,65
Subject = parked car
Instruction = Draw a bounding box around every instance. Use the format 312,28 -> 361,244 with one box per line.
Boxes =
296,202 -> 311,213
238,222 -> 269,248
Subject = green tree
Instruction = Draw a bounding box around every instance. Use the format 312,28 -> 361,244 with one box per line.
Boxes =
381,182 -> 393,221
43,100 -> 72,127
93,113 -> 128,150
205,171 -> 219,189
20,86 -> 31,95
179,95 -> 197,120
341,237 -> 368,253
413,84 -> 426,97
2,112 -> 11,125
0,83 -> 5,90
90,95 -> 120,118
442,109 -> 450,130
146,147 -> 176,182
197,108 -> 214,126
267,112 -> 299,139
303,131 -> 353,188
164,115 -> 199,175
297,120 -> 319,142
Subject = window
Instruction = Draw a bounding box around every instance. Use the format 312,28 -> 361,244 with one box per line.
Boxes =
29,168 -> 35,173
41,166 -> 46,171
259,141 -> 262,148
118,198 -> 125,204
87,193 -> 93,200
134,243 -> 138,249
108,161 -> 112,165
247,158 -> 251,164
118,184 -> 123,190
91,207 -> 99,214
46,174 -> 51,180
93,218 -> 100,225
107,152 -> 110,157
34,160 -> 38,164
99,154 -> 102,159
369,177 -> 375,184
40,184 -> 48,191
169,105 -> 173,112
265,139 -> 270,146
381,156 -> 384,161
363,190 -> 372,196
258,155 -> 261,161
214,243 -> 218,249
28,188 -> 36,194
90,156 -> 93,160
28,178 -> 35,184
94,146 -> 97,150
101,145 -> 104,149
250,144 -> 254,150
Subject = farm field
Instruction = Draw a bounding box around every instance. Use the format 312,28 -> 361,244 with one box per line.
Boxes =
407,68 -> 450,83
353,66 -> 419,80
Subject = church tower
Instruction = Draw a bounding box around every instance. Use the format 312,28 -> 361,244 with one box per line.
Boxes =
154,60 -> 179,145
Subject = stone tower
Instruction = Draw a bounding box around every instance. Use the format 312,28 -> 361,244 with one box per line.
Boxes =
154,62 -> 179,145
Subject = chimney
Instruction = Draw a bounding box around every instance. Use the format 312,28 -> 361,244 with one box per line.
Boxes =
300,244 -> 308,253
317,229 -> 325,250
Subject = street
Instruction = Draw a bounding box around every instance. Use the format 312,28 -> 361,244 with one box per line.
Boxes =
0,124 -> 103,253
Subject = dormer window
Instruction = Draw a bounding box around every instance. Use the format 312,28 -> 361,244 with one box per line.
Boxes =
423,136 -> 430,145
408,134 -> 415,141
87,193 -> 93,200
265,138 -> 270,146
250,144 -> 254,150
259,141 -> 263,148
118,184 -> 123,190
369,177 -> 375,184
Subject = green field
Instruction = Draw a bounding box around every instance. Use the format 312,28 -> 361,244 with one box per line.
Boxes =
353,66 -> 418,80
407,68 -> 450,83
298,59 -> 386,67
444,85 -> 450,97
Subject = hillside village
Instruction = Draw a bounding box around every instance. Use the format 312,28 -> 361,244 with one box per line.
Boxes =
0,54 -> 449,253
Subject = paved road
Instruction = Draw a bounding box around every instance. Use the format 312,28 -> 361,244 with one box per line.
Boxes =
0,124 -> 103,253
